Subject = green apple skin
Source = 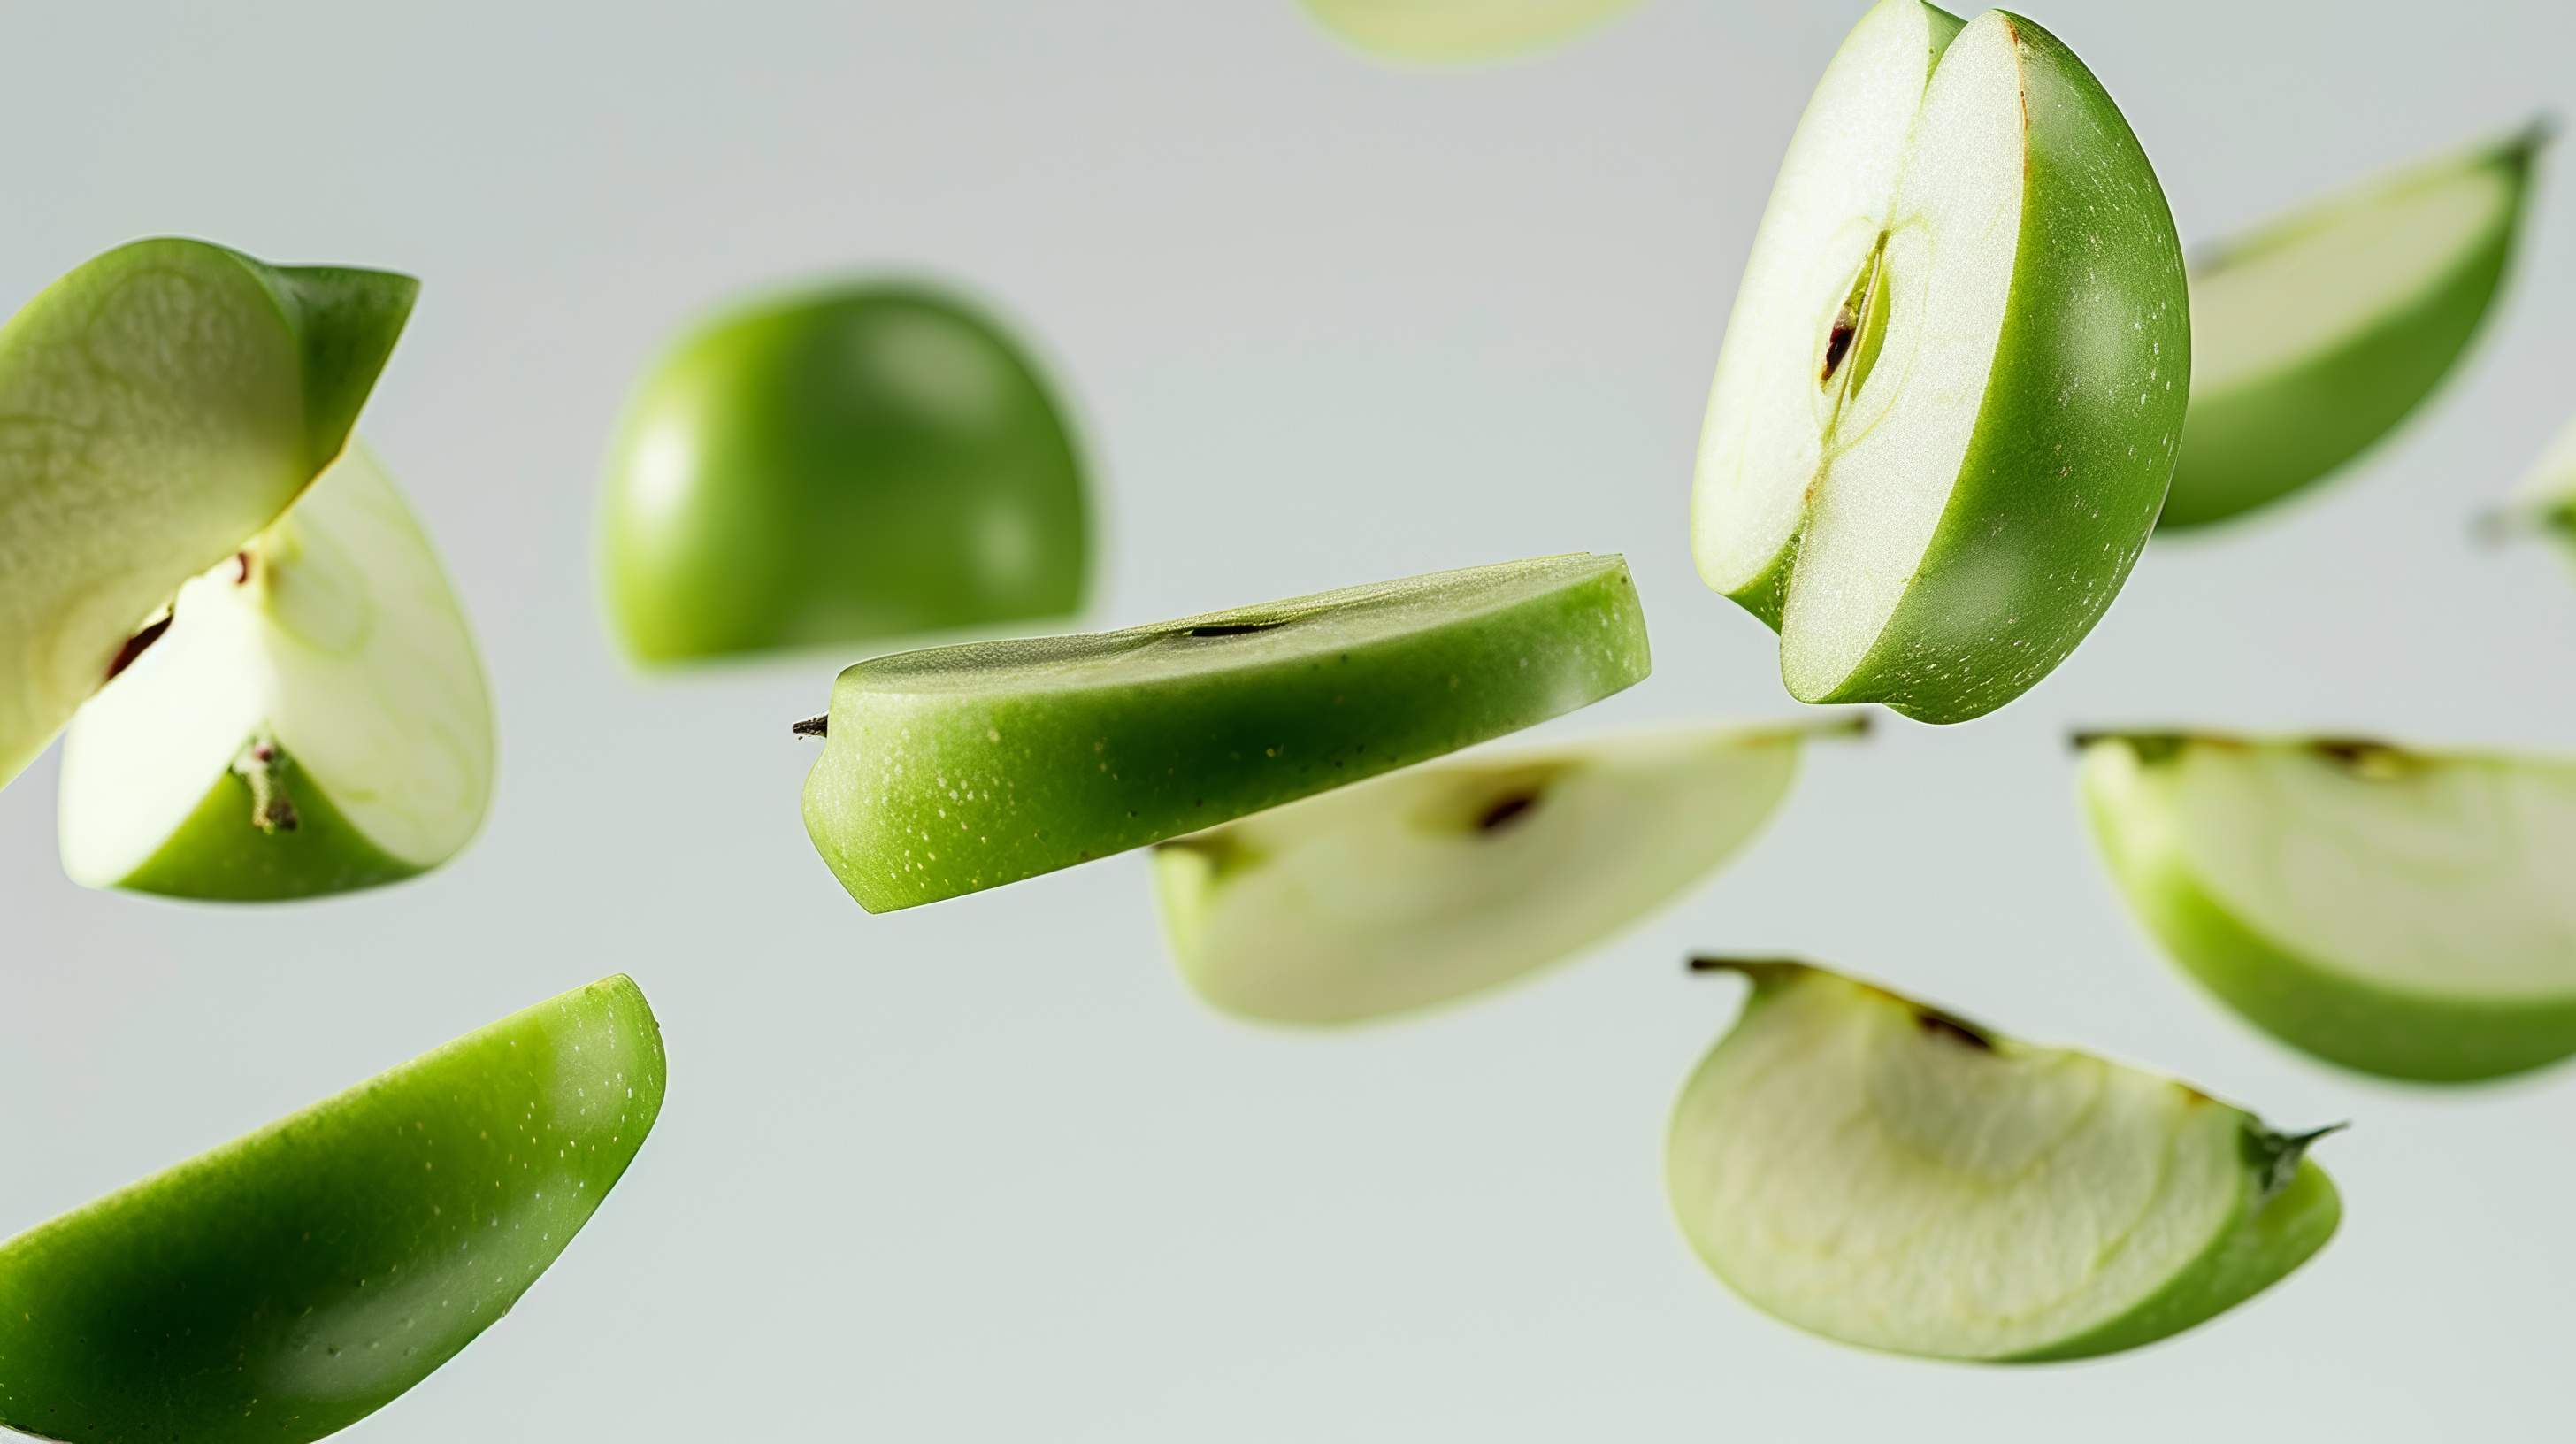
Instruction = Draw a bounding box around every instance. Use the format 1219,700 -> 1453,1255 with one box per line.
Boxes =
0,239 -> 416,788
601,282 -> 1089,665
804,554 -> 1650,913
1298,0 -> 1642,64
113,740 -> 420,901
0,975 -> 663,1443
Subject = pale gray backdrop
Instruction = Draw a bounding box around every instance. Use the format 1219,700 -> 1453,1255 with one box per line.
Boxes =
0,1 -> 2569,1438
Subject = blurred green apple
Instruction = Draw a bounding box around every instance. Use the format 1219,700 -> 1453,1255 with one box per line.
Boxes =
1298,0 -> 1642,63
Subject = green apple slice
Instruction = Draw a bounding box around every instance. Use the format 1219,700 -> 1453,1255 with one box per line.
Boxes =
802,553 -> 1649,912
0,974 -> 665,1443
57,442 -> 494,901
1154,718 -> 1856,1024
1667,959 -> 2339,1362
1296,0 -> 1642,64
2162,124 -> 2547,530
1691,2 -> 2187,725
0,239 -> 417,789
2482,412 -> 2576,556
601,281 -> 1089,664
2079,732 -> 2576,1081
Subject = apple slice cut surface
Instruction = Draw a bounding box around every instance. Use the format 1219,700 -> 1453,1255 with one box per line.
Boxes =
58,442 -> 495,901
1297,0 -> 1642,63
1155,718 -> 1852,1024
802,553 -> 1649,912
1667,959 -> 2339,1362
2081,732 -> 2576,1081
0,975 -> 665,1444
1692,1 -> 2185,724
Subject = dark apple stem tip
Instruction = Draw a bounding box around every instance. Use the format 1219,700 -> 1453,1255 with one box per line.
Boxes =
792,715 -> 828,738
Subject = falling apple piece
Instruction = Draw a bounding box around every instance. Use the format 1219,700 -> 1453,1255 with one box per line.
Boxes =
2480,411 -> 2576,557
1296,0 -> 1643,64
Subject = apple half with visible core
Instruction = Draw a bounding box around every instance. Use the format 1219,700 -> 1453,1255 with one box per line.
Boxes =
601,280 -> 1089,665
1667,959 -> 2340,1362
1297,0 -> 1642,64
1692,1 -> 2186,725
0,239 -> 417,788
1154,718 -> 1857,1024
0,975 -> 665,1444
2163,123 -> 2547,530
2080,731 -> 2576,1082
802,554 -> 1649,912
57,442 -> 494,901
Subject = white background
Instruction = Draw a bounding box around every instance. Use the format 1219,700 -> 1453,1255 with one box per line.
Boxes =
1,1 -> 2571,1438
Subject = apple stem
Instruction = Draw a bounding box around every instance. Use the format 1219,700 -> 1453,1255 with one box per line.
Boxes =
792,715 -> 829,738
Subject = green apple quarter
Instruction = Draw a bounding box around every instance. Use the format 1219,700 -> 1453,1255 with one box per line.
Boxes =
1297,0 -> 1642,64
0,238 -> 417,788
1691,1 -> 2187,725
1667,959 -> 2339,1362
802,554 -> 1650,912
600,280 -> 1090,664
1154,718 -> 1854,1024
0,975 -> 666,1444
2080,732 -> 2576,1082
56,442 -> 495,901
2161,123 -> 2547,530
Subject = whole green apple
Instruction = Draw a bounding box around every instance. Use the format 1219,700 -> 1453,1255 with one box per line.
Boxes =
1298,0 -> 1643,63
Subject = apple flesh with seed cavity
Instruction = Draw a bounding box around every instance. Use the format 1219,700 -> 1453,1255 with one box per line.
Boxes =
1297,0 -> 1642,64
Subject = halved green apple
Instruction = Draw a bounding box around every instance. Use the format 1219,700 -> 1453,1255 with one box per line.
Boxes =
2079,731 -> 2576,1082
1691,1 -> 2186,725
1296,0 -> 1642,63
58,442 -> 494,901
2162,123 -> 2547,530
1667,959 -> 2340,1361
1154,718 -> 1855,1024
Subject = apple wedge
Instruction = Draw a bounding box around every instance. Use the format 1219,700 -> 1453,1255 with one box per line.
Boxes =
802,554 -> 1649,912
0,239 -> 417,789
2162,123 -> 2547,530
58,442 -> 495,902
1297,0 -> 1642,64
1667,959 -> 2340,1361
1154,718 -> 1855,1024
2080,732 -> 2576,1082
0,975 -> 665,1444
2481,412 -> 2576,559
1692,1 -> 2186,725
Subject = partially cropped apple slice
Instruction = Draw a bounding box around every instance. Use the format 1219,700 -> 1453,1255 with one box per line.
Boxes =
1155,718 -> 1855,1024
1692,1 -> 2185,725
2482,412 -> 2576,559
1297,0 -> 1642,64
1668,959 -> 2339,1362
58,442 -> 494,901
2079,732 -> 2576,1081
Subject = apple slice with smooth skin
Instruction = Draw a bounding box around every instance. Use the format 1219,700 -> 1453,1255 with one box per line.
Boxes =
1297,0 -> 1642,64
1691,2 -> 2186,724
601,280 -> 1089,665
1667,959 -> 2340,1362
802,554 -> 1649,912
2161,123 -> 2547,531
56,442 -> 494,901
1154,718 -> 1858,1024
0,974 -> 665,1443
0,239 -> 417,790
2079,731 -> 2576,1082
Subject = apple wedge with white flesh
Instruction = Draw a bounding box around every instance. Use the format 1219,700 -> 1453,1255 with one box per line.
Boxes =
1667,959 -> 2341,1362
1154,718 -> 1858,1025
2482,412 -> 2576,558
58,442 -> 494,901
0,239 -> 417,790
2080,732 -> 2576,1082
1691,1 -> 2186,725
1298,0 -> 1642,64
802,554 -> 1649,913
2163,123 -> 2548,530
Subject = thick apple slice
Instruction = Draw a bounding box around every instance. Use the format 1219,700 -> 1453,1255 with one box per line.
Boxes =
1667,959 -> 2339,1362
0,975 -> 664,1443
0,239 -> 417,789
1155,718 -> 1854,1024
2162,124 -> 2546,530
58,442 -> 494,902
1297,0 -> 1641,63
1692,2 -> 2186,724
802,554 -> 1649,912
2080,732 -> 2576,1081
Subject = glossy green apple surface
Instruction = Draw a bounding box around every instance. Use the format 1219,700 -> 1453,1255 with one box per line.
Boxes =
1154,718 -> 1852,1024
57,442 -> 494,901
601,280 -> 1089,664
0,239 -> 417,788
1298,0 -> 1642,63
2080,732 -> 2576,1082
803,554 -> 1649,912
1668,959 -> 2339,1361
2162,124 -> 2545,530
1691,2 -> 2186,724
0,975 -> 665,1443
